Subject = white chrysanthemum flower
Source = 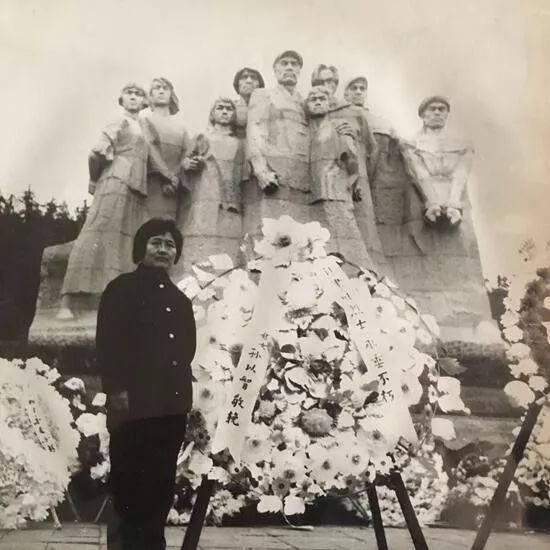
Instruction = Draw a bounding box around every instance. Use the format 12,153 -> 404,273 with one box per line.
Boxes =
91,392 -> 106,407
528,375 -> 547,393
507,343 -> 531,361
285,277 -> 319,311
500,309 -> 520,328
281,427 -> 311,451
504,380 -> 535,409
188,451 -> 213,477
75,413 -> 103,437
255,216 -> 310,265
391,318 -> 416,348
272,449 -> 307,482
307,443 -> 346,485
337,410 -> 355,430
400,371 -> 424,406
176,276 -> 202,298
242,423 -> 273,465
63,377 -> 86,393
437,376 -> 461,396
356,421 -> 392,460
510,358 -> 539,377
223,270 -> 258,312
342,444 -> 370,476
193,382 -> 225,415
503,325 -> 524,343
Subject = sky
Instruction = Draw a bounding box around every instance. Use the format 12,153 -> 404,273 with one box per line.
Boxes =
1,0 -> 549,280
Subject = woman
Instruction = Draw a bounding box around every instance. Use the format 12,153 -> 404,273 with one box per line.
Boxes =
57,83 -> 174,319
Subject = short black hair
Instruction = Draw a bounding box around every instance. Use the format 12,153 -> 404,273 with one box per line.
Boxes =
132,218 -> 183,264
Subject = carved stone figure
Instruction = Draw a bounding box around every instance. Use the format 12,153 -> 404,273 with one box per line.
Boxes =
143,77 -> 200,220
395,95 -> 496,341
244,50 -> 314,232
233,67 -> 265,140
233,67 -> 264,186
311,64 -> 342,109
309,71 -> 386,271
57,83 -> 171,319
306,86 -> 372,267
180,98 -> 245,270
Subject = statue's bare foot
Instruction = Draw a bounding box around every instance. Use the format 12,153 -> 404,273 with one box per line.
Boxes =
56,308 -> 75,320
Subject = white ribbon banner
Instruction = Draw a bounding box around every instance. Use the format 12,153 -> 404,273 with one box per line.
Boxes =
211,264 -> 282,461
319,258 -> 418,445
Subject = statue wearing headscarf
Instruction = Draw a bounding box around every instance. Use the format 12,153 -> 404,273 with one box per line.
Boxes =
57,83 -> 174,319
180,97 -> 245,271
142,77 -> 199,221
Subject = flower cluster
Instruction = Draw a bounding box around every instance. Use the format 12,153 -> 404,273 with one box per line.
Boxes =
0,357 -> 80,528
171,215 -> 463,522
343,437 -> 449,526
515,403 -> 550,508
497,247 -> 550,509
447,450 -> 521,527
57,379 -> 110,483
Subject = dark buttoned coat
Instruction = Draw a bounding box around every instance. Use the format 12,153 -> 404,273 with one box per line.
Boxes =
96,263 -> 196,420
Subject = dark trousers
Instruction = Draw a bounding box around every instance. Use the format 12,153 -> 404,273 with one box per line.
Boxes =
107,415 -> 187,550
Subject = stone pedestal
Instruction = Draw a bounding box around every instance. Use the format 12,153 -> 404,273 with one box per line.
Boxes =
28,241 -> 98,346
371,132 -> 500,345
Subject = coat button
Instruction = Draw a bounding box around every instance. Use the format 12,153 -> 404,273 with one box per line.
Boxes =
159,283 -> 165,289
166,306 -> 172,312
169,333 -> 175,339
172,360 -> 178,366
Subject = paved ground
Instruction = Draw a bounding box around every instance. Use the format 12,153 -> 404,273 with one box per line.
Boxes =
0,524 -> 549,550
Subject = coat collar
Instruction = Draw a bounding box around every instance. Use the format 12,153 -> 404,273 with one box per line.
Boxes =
135,263 -> 172,284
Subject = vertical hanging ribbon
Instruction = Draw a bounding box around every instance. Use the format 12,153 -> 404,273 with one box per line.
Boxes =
211,264 -> 282,461
319,258 -> 418,445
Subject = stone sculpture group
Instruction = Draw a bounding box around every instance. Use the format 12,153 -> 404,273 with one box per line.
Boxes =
43,49 -> 494,344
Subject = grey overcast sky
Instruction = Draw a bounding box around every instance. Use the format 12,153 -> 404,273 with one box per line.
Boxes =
1,0 -> 549,279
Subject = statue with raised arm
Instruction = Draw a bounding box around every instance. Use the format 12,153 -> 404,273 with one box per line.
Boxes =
181,97 -> 245,270
143,77 -> 201,221
306,86 -> 372,267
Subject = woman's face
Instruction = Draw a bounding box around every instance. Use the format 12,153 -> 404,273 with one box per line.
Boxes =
121,88 -> 146,112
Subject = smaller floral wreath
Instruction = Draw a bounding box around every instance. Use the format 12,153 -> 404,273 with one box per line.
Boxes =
0,357 -> 80,528
501,267 -> 550,406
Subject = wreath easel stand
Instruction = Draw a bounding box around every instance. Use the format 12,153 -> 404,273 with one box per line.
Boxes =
180,471 -> 430,550
471,394 -> 546,550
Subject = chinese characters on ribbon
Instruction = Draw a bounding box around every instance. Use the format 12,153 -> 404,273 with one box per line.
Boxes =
319,258 -> 418,445
211,265 -> 281,461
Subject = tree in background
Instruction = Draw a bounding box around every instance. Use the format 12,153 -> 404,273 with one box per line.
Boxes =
0,188 -> 87,341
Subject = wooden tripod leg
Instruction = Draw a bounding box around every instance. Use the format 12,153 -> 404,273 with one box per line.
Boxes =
389,472 -> 429,550
50,507 -> 62,530
93,494 -> 110,524
366,484 -> 388,550
180,477 -> 216,550
65,489 -> 82,522
471,398 -> 544,550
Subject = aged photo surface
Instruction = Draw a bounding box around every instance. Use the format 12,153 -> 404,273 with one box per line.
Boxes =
0,1 -> 549,549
